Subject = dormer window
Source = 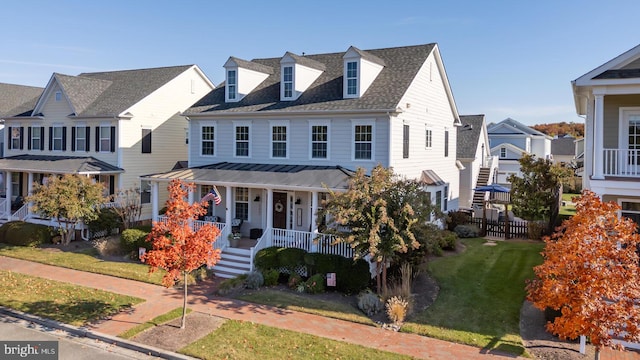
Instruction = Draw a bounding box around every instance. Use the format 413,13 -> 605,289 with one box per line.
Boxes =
346,62 -> 358,96
283,66 -> 293,99
227,70 -> 237,101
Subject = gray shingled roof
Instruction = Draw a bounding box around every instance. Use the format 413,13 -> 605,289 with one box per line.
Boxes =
185,44 -> 436,115
551,137 -> 576,156
0,155 -> 123,174
0,83 -> 43,118
487,118 -> 548,137
420,170 -> 445,186
142,162 -> 355,190
8,65 -> 194,118
457,114 -> 485,159
227,57 -> 274,74
283,52 -> 326,71
593,69 -> 640,79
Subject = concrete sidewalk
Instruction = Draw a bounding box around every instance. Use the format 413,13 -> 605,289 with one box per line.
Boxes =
1,255 -> 634,359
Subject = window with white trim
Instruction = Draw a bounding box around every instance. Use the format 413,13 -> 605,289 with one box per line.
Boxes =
311,124 -> 328,159
353,123 -> 373,160
235,125 -> 249,157
621,201 -> 640,226
435,190 -> 442,211
52,126 -> 64,151
235,187 -> 249,221
11,173 -> 20,201
55,91 -> 62,102
99,126 -> 111,152
75,126 -> 86,152
346,61 -> 358,96
425,128 -> 432,149
283,66 -> 293,99
201,124 -> 216,156
140,180 -> 151,204
30,126 -> 42,150
271,124 -> 288,158
500,147 -> 507,158
227,70 -> 237,100
11,127 -> 21,149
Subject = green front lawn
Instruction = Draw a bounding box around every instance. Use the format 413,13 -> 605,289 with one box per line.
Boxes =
0,244 -> 165,285
403,238 -> 544,356
180,320 -> 411,360
0,270 -> 143,326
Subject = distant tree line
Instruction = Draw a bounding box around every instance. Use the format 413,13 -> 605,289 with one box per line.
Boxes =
531,122 -> 584,138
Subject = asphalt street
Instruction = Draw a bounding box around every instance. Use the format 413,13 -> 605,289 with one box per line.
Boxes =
0,313 -> 159,360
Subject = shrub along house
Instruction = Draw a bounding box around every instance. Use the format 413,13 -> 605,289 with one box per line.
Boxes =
142,43 -> 463,278
0,65 -> 215,233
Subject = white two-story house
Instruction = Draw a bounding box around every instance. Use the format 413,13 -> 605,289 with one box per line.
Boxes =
572,43 -> 640,225
143,43 -> 462,277
488,117 -> 552,185
0,65 -> 215,224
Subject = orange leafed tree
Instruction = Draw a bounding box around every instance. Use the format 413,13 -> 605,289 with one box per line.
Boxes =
527,190 -> 640,358
142,179 -> 221,328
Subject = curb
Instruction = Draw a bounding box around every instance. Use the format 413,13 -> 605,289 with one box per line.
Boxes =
0,306 -> 197,360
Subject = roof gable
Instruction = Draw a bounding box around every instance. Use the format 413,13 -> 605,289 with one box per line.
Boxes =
457,114 -> 486,159
186,44 -> 440,116
551,137 -> 576,156
488,118 -> 546,136
490,142 -> 526,155
574,44 -> 640,86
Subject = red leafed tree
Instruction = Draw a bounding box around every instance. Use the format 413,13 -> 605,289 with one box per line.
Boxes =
527,190 -> 640,359
142,179 -> 221,329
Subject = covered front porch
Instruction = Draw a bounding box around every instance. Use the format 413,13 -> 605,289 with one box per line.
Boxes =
144,162 -> 356,277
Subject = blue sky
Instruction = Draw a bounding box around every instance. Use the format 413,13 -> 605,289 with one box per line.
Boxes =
1,0 -> 637,125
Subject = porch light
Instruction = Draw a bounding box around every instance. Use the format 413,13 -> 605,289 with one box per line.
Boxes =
254,196 -> 260,202
295,198 -> 301,205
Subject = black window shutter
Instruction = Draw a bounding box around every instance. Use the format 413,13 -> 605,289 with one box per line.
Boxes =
110,126 -> 116,152
62,127 -> 67,151
85,127 -> 91,151
109,176 -> 115,195
95,126 -> 99,151
40,127 -> 45,150
71,127 -> 76,151
49,127 -> 53,151
444,130 -> 449,157
19,127 -> 24,150
18,173 -> 23,197
402,125 -> 409,159
7,127 -> 12,150
142,128 -> 151,153
27,127 -> 32,150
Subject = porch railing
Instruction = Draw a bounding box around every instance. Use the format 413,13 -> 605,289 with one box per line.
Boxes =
12,204 -> 30,221
156,215 -> 227,251
603,148 -> 640,177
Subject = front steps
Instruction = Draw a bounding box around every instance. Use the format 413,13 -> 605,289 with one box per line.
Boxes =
213,247 -> 252,279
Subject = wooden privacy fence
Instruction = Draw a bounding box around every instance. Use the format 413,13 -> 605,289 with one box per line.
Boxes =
471,217 -> 529,239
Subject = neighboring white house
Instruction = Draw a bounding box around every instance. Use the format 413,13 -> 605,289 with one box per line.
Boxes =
457,114 -> 497,209
0,83 -> 43,159
487,117 -> 552,184
572,43 -> 640,225
0,65 -> 215,225
142,43 -> 463,277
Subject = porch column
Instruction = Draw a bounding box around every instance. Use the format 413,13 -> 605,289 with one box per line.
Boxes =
151,181 -> 159,223
5,171 -> 11,219
593,94 -> 605,179
225,185 -> 232,229
311,191 -> 319,253
266,188 -> 273,230
27,172 -> 33,218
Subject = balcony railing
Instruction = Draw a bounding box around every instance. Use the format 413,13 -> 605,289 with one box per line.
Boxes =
603,148 -> 640,177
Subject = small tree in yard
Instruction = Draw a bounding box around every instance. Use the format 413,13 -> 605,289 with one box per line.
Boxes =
508,153 -> 572,234
317,165 -> 433,294
527,190 -> 640,359
142,179 -> 221,329
110,186 -> 142,229
27,174 -> 106,245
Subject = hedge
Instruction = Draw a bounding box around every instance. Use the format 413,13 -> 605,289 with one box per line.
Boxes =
0,221 -> 52,247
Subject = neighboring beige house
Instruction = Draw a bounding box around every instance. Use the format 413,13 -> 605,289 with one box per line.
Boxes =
572,43 -> 640,225
0,65 -> 215,226
143,43 -> 463,277
457,114 -> 497,209
0,83 -> 43,158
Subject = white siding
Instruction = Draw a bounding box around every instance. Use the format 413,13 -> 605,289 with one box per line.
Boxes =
489,135 -> 527,150
530,137 -> 551,159
238,67 -> 269,99
390,53 -> 460,210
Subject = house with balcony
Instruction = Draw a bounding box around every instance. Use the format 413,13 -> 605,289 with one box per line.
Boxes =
457,114 -> 497,209
572,43 -> 640,224
487,117 -> 552,185
142,43 -> 463,277
0,65 -> 215,228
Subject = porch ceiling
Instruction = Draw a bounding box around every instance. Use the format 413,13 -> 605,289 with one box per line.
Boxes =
0,154 -> 124,174
142,162 -> 355,191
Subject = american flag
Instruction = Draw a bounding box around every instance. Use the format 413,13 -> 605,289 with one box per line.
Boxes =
201,186 -> 222,205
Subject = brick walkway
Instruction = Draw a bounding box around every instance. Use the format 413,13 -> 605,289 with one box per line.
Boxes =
1,255 -> 638,359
